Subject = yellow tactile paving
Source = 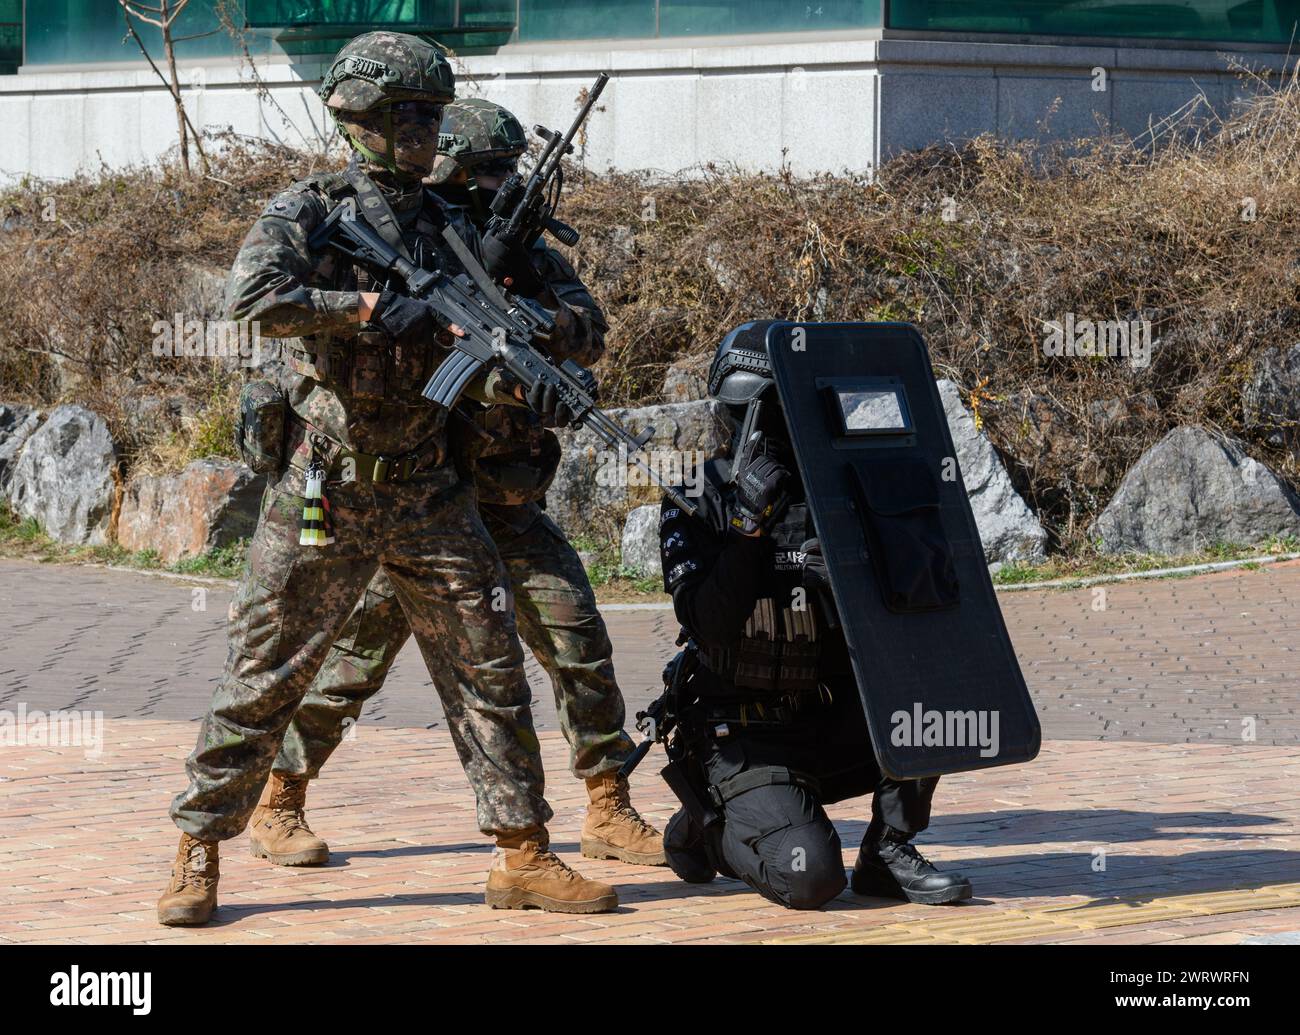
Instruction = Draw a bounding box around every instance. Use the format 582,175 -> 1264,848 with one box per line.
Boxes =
769,884 -> 1300,944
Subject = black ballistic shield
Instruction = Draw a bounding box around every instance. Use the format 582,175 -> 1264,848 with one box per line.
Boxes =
764,321 -> 1041,778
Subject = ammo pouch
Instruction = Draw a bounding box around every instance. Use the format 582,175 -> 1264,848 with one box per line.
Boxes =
236,379 -> 287,475
853,457 -> 959,613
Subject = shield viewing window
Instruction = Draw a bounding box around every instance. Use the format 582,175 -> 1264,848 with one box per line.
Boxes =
821,379 -> 913,437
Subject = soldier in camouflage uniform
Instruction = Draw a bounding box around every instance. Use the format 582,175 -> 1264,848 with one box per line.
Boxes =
158,33 -> 620,926
251,97 -> 664,878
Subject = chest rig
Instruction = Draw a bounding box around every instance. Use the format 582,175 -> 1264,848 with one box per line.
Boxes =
702,502 -> 823,693
282,167 -> 453,410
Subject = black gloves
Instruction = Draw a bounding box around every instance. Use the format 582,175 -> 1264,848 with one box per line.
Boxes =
800,537 -> 830,589
481,231 -> 543,296
729,445 -> 791,536
371,289 -> 443,344
524,380 -> 578,428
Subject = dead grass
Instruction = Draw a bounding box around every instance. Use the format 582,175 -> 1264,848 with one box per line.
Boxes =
4,71 -> 1300,554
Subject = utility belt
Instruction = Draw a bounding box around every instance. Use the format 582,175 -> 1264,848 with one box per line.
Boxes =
661,703 -> 825,830
286,415 -> 446,485
696,685 -> 831,730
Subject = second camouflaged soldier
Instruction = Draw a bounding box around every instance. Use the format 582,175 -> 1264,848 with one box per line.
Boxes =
251,97 -> 664,877
158,33 -> 619,926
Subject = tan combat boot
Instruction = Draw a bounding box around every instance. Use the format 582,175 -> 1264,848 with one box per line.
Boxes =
581,771 -> 667,866
485,831 -> 619,914
157,833 -> 219,926
248,772 -> 330,866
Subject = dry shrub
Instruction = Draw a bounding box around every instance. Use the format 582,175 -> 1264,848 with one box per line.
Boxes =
3,73 -> 1300,552
0,133 -> 337,463
561,69 -> 1300,548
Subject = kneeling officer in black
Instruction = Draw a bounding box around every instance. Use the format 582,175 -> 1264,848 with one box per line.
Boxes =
657,332 -> 972,910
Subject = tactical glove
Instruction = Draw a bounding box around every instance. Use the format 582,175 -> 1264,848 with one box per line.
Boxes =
799,537 -> 830,590
481,232 -> 544,296
729,450 -> 791,536
371,289 -> 444,345
524,380 -> 578,428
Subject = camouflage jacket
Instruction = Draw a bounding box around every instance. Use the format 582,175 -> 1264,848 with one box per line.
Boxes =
463,238 -> 609,505
226,159 -> 508,460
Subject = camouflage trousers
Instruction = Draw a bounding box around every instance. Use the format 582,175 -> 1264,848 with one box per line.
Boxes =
170,467 -> 552,841
274,501 -> 635,785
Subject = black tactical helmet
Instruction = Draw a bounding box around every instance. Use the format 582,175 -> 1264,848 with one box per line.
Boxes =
707,321 -> 779,406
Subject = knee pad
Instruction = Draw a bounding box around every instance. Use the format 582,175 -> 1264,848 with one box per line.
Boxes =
664,809 -> 717,885
772,825 -> 846,910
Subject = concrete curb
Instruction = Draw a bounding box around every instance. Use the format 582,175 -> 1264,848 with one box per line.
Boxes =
69,550 -> 1300,604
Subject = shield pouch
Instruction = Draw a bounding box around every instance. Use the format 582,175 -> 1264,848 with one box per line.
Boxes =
852,457 -> 959,613
236,379 -> 287,475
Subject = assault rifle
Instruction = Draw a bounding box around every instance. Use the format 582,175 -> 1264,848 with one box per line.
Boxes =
619,637 -> 698,779
307,201 -> 719,520
484,72 -> 609,251
619,638 -> 722,828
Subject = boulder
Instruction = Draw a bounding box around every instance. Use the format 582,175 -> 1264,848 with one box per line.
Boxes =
937,380 -> 1048,563
547,399 -> 731,536
663,362 -> 709,403
120,392 -> 200,449
1092,426 -> 1300,555
620,504 -> 663,579
0,403 -> 43,492
117,458 -> 263,565
6,404 -> 118,545
170,263 -> 228,324
1242,342 -> 1300,453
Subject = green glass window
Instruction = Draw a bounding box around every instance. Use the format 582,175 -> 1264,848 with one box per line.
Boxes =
245,1 -> 514,49
659,1 -> 881,37
517,0 -> 880,40
25,1 -> 243,66
0,0 -> 20,75
887,1 -> 1300,45
519,1 -> 658,41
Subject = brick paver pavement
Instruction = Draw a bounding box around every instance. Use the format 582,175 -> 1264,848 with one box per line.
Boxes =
1,557 -> 1298,944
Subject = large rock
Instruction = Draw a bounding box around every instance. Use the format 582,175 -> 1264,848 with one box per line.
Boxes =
663,361 -> 709,403
1242,342 -> 1300,453
1092,426 -> 1300,555
547,400 -> 731,536
6,405 -> 118,545
117,458 -> 263,565
0,403 -> 43,492
938,380 -> 1048,563
620,503 -> 662,579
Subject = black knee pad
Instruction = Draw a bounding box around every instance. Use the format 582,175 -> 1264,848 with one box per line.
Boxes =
664,809 -> 717,884
772,826 -> 846,911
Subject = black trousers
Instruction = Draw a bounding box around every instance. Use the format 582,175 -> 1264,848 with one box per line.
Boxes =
699,724 -> 939,911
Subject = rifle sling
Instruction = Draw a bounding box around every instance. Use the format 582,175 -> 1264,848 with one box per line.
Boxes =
342,164 -> 415,265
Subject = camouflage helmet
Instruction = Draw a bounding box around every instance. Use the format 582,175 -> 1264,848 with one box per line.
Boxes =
319,31 -> 455,114
428,98 -> 528,186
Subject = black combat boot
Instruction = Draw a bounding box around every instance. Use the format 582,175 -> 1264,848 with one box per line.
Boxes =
851,821 -> 972,905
